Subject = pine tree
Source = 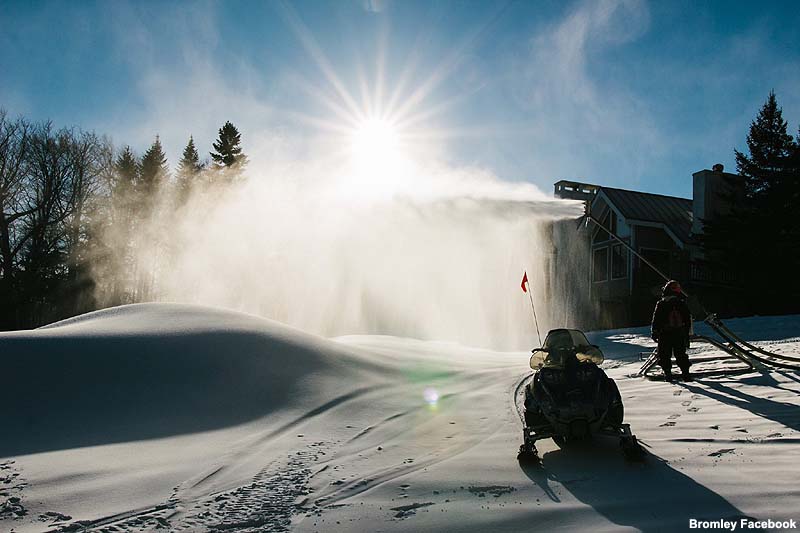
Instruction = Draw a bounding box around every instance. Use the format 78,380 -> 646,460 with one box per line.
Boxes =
106,146 -> 140,305
176,136 -> 204,204
703,92 -> 800,314
177,136 -> 203,176
734,91 -> 795,203
133,136 -> 170,301
139,135 -> 169,198
114,145 -> 139,198
210,121 -> 247,171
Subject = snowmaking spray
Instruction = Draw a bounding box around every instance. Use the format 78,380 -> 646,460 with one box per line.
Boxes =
96,145 -> 587,350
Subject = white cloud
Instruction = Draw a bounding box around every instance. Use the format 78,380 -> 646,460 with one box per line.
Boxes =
517,0 -> 662,182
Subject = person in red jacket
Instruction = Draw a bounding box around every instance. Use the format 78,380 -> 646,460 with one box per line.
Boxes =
651,280 -> 692,382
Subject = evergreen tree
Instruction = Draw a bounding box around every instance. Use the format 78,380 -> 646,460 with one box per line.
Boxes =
177,136 -> 203,176
703,92 -> 800,314
114,145 -> 139,198
210,121 -> 247,171
139,135 -> 169,198
176,136 -> 204,204
734,91 -> 795,203
132,136 -> 169,301
108,145 -> 140,304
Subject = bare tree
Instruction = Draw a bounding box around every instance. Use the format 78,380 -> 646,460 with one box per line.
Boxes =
0,110 -> 32,328
0,112 -> 110,328
61,131 -> 112,316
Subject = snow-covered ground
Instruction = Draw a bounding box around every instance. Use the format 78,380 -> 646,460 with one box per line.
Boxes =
2,304 -> 799,532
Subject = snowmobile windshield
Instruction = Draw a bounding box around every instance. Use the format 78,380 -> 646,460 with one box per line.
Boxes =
530,329 -> 604,369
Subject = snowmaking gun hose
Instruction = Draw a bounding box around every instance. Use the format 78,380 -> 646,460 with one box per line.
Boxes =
704,315 -> 800,368
582,213 -> 800,372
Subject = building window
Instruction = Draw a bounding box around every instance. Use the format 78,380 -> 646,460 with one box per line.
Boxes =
593,210 -> 617,244
611,244 -> 628,279
593,246 -> 609,282
609,211 -> 617,235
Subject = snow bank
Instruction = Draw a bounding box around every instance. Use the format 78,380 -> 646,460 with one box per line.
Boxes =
0,303 -> 385,457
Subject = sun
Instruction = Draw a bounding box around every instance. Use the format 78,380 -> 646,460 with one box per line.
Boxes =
349,117 -> 403,171
341,117 -> 413,200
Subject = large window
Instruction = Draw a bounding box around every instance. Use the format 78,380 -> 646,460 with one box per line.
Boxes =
611,244 -> 628,279
593,246 -> 609,282
593,211 -> 617,244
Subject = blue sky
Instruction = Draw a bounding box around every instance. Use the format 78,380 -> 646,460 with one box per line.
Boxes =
2,0 -> 799,198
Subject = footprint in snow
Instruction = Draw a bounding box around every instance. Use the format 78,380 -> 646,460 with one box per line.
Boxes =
391,502 -> 434,519
708,448 -> 736,457
467,486 -> 516,498
37,511 -> 72,523
0,460 -> 27,521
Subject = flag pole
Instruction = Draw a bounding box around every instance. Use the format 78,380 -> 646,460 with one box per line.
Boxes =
523,272 -> 542,346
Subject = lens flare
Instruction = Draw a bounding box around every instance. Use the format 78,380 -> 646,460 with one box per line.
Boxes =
423,387 -> 439,405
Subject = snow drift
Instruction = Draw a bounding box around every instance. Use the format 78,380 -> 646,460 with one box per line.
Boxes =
1,303 -> 388,457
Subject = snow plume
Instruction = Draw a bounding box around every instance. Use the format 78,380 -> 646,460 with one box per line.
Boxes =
85,3 -> 591,349
110,152 -> 585,350
81,2 -> 595,349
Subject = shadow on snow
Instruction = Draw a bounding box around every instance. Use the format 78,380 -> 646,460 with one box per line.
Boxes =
520,439 -> 758,532
0,329 -> 359,457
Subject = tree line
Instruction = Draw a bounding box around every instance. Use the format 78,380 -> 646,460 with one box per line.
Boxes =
0,111 -> 247,330
702,91 -> 800,315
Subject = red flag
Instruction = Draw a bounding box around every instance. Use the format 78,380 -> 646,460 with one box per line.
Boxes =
521,271 -> 528,293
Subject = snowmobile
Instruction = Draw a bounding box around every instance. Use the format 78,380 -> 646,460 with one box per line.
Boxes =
517,328 -> 644,462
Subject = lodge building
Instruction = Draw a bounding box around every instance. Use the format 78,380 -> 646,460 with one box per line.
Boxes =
551,165 -> 743,329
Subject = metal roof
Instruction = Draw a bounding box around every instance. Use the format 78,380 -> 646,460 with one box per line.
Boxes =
597,187 -> 693,244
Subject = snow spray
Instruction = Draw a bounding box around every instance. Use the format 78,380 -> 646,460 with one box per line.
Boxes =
97,149 -> 585,349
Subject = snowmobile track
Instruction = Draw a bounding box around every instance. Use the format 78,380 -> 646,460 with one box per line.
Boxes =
181,442 -> 327,532
46,443 -> 329,533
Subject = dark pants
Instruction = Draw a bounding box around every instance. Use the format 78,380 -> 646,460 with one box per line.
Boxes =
657,330 -> 690,374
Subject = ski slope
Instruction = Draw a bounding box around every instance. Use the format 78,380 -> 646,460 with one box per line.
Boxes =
1,304 -> 799,532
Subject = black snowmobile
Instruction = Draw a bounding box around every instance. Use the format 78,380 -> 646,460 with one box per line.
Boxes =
517,328 -> 644,461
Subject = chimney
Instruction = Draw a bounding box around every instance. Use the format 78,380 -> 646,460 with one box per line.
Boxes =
692,165 -> 743,239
